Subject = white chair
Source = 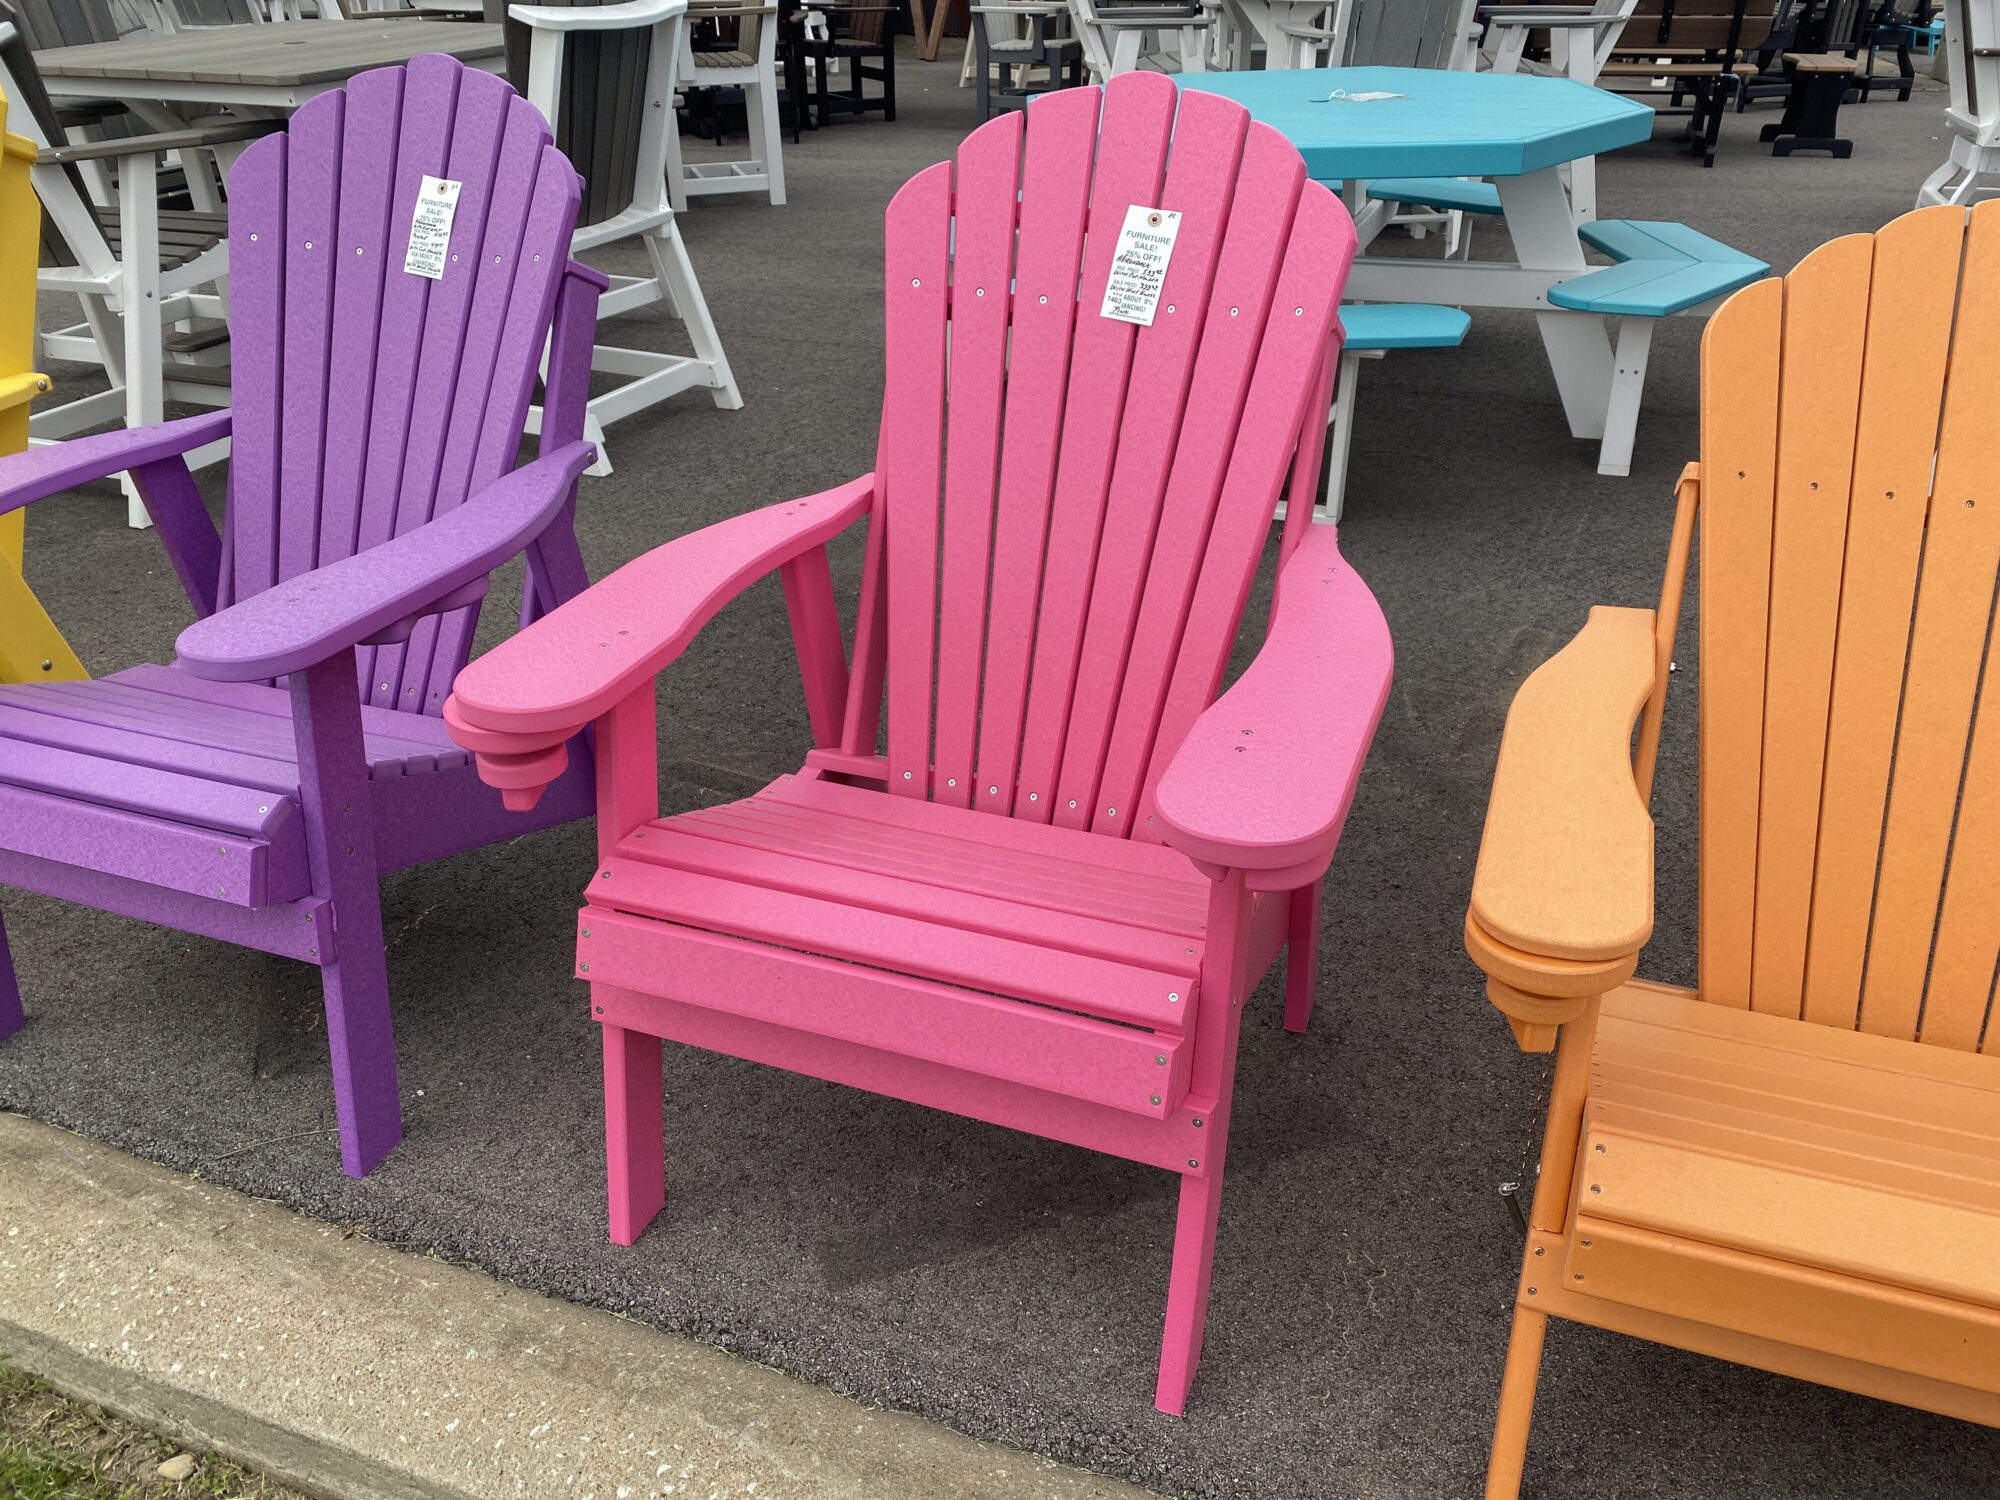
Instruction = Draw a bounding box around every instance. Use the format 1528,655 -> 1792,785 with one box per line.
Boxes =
1919,0 -> 2000,205
667,0 -> 785,207
1271,0 -> 1355,67
2,12 -> 270,527
512,0 -> 742,474
1067,0 -> 1210,80
1481,0 -> 1639,222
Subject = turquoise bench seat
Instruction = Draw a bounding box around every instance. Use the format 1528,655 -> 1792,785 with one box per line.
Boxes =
1339,303 -> 1472,351
1363,177 -> 1504,215
1549,219 -> 1769,318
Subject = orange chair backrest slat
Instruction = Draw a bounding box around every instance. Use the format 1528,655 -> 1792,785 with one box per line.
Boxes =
1697,201 -> 2000,1052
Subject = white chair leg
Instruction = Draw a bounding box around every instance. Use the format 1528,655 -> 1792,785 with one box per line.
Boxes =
583,408 -> 613,478
1598,317 -> 1653,478
747,74 -> 786,206
663,96 -> 690,213
646,219 -> 744,410
1318,348 -> 1364,524
119,156 -> 164,531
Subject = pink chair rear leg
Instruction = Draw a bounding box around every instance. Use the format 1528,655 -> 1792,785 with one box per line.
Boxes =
1155,1105 -> 1235,1416
602,1021 -> 666,1245
0,910 -> 23,1040
1284,882 -> 1321,1034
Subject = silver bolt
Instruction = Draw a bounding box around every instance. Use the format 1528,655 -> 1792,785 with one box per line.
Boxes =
1154,1055 -> 1167,1066
1038,294 -> 1048,304
988,785 -> 998,795
1590,1184 -> 1602,1194
1527,1286 -> 1538,1297
1149,1094 -> 1161,1106
379,681 -> 390,690
594,1005 -> 604,1015
1294,306 -> 1304,316
1028,793 -> 1039,802
600,870 -> 612,879
1534,1247 -> 1544,1257
1192,1117 -> 1203,1127
1167,991 -> 1180,1003
975,287 -> 986,297
308,946 -> 317,957
947,778 -> 957,787
580,962 -> 590,971
911,277 -> 921,287
1572,1273 -> 1584,1282
1581,1238 -> 1592,1247
1229,306 -> 1240,316
249,233 -> 258,242
1188,1158 -> 1200,1168
1166,303 -> 1176,314
582,928 -> 592,937
1067,799 -> 1077,809
304,240 -> 313,249
259,805 -> 269,814
903,770 -> 913,780
1594,1143 -> 1605,1154
1105,807 -> 1117,818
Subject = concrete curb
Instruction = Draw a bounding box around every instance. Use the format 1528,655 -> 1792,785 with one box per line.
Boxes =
0,1114 -> 1158,1500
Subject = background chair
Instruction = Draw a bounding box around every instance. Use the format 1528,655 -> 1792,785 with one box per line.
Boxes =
0,53 -> 603,1180
502,0 -> 743,472
0,70 -> 82,685
444,72 -> 1394,1418
1067,0 -> 1211,78
1466,201 -> 2000,1499
969,0 -> 1082,119
670,0 -> 786,205
793,1 -> 895,125
2,5 -> 276,528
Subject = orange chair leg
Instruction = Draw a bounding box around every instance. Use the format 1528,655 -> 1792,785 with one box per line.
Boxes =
1486,1301 -> 1549,1500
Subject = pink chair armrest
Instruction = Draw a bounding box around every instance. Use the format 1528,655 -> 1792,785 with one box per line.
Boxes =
1152,526 -> 1393,889
447,474 -> 876,748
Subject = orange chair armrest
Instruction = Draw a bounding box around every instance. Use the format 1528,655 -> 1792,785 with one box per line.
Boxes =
1468,604 -> 1658,971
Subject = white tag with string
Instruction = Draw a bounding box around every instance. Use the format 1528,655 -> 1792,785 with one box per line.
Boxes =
404,175 -> 463,280
1100,205 -> 1182,326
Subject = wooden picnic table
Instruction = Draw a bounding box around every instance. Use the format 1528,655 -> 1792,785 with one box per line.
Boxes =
34,18 -> 505,111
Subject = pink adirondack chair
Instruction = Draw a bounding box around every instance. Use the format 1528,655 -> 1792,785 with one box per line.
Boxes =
0,54 -> 603,1178
445,71 -> 1392,1412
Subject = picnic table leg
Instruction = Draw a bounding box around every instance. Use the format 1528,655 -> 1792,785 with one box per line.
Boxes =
1496,167 -> 1613,447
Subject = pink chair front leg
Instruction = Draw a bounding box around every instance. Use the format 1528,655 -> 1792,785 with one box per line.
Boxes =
603,1022 -> 666,1245
1285,881 -> 1322,1034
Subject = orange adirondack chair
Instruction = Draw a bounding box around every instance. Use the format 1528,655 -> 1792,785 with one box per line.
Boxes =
1465,201 -> 2000,1498
446,72 -> 1394,1413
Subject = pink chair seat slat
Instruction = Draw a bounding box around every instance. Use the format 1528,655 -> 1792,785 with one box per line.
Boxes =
582,907 -> 1195,1115
1052,87 -> 1248,833
603,842 -> 1193,1031
619,822 -> 1201,976
931,112 -> 1023,812
969,88 -> 1098,815
1011,74 -> 1177,825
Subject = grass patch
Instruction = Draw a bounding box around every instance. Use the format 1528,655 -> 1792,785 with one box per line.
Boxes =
0,1361 -> 305,1498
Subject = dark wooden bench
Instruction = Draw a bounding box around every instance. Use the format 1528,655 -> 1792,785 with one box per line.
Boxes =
1596,0 -> 1781,164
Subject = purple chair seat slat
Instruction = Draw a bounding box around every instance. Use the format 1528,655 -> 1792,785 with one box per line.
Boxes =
116,666 -> 470,767
0,705 -> 301,796
0,737 -> 293,839
0,784 -> 308,908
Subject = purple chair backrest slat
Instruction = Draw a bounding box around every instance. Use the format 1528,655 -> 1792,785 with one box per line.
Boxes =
220,55 -> 581,718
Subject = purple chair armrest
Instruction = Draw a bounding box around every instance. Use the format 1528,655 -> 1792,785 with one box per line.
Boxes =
0,412 -> 233,517
1153,526 -> 1394,889
174,441 -> 596,683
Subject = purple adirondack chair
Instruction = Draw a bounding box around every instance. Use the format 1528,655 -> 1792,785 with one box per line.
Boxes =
0,54 -> 603,1177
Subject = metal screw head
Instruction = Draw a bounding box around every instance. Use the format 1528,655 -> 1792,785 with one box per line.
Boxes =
594,1005 -> 604,1015
356,246 -> 364,255
1188,1158 -> 1200,1168
580,962 -> 590,971
1593,1143 -> 1605,1154
379,681 -> 390,690
1166,303 -> 1176,314
307,947 -> 317,957
975,287 -> 986,297
582,928 -> 591,937
1028,793 -> 1039,802
1038,294 -> 1048,304
1580,1238 -> 1592,1247
902,770 -> 913,780
1229,306 -> 1240,316
1526,1286 -> 1538,1297
988,785 -> 998,795
1534,1247 -> 1544,1257
1067,799 -> 1077,809
1167,992 -> 1180,1003
1589,1184 -> 1602,1194
1106,807 -> 1117,818
259,805 -> 269,814
1192,1117 -> 1203,1127
600,870 -> 612,879
304,240 -> 313,249
249,233 -> 258,242
1572,1273 -> 1584,1282
947,778 -> 957,787
1154,1055 -> 1167,1066
1149,1094 -> 1161,1106
911,277 -> 921,287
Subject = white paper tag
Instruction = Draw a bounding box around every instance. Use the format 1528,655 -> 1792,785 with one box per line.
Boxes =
1100,205 -> 1182,326
403,175 -> 463,280
1327,89 -> 1405,103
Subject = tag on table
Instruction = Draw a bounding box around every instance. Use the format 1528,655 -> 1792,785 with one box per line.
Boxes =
404,175 -> 463,281
1100,205 -> 1182,326
1327,89 -> 1405,102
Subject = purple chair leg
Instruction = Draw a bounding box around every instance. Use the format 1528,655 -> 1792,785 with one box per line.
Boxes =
291,653 -> 403,1177
0,910 -> 23,1041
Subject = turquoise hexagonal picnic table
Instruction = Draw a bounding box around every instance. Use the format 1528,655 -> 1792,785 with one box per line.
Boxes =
1183,66 -> 1655,183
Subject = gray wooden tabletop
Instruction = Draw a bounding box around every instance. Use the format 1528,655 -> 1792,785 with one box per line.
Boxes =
35,19 -> 504,87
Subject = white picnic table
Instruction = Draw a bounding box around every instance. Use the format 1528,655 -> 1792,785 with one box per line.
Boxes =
1186,66 -> 1659,471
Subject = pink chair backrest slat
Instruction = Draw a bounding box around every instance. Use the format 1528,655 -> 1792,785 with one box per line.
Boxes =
873,74 -> 1357,839
221,54 -> 579,717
